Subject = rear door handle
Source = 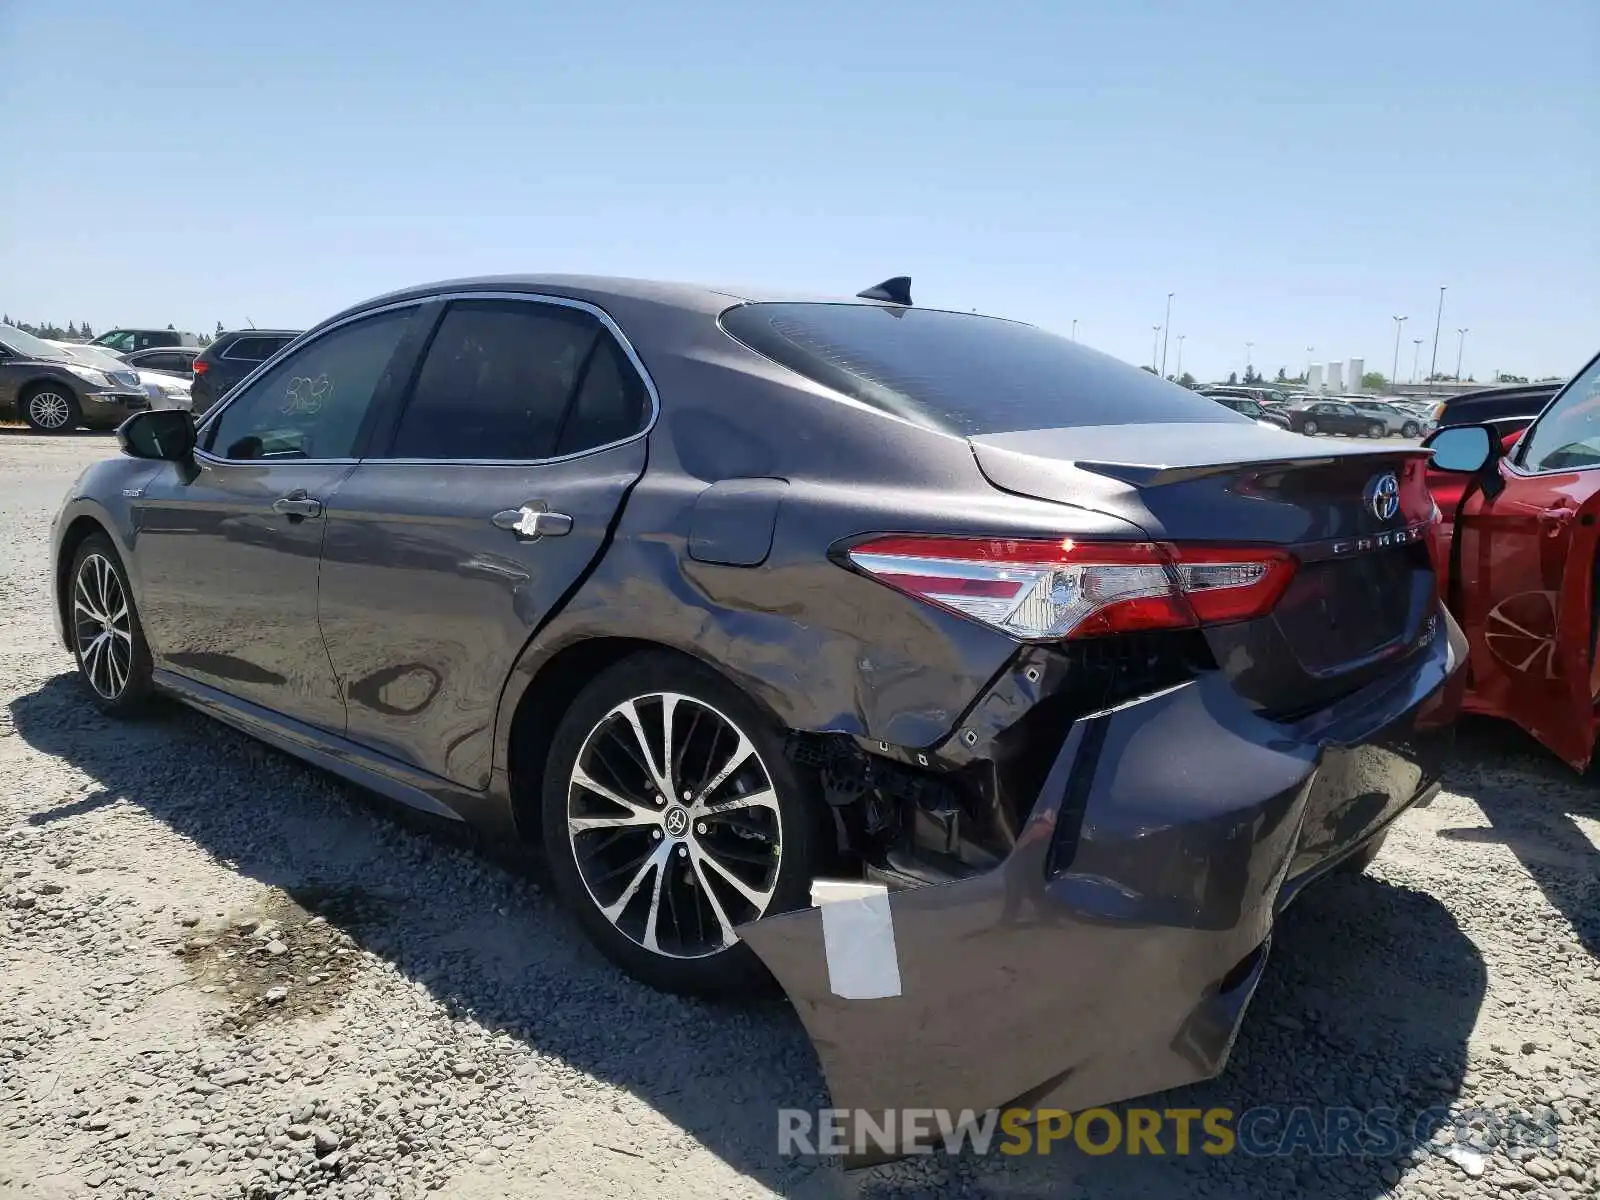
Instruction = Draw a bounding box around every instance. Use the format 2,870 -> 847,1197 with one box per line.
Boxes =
492,504 -> 573,540
271,493 -> 323,519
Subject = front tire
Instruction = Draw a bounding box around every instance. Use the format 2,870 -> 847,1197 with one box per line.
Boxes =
22,384 -> 82,433
1402,421 -> 1420,437
1302,419 -> 1319,435
541,651 -> 823,996
68,535 -> 154,714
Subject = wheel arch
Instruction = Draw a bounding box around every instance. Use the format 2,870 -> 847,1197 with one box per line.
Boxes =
54,514 -> 115,651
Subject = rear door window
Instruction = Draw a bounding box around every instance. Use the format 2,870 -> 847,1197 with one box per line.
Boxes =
388,299 -> 600,461
224,337 -> 277,362
720,302 -> 1230,435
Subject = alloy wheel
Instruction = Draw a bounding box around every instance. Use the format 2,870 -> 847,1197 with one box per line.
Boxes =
567,692 -> 783,959
73,553 -> 134,700
28,391 -> 72,430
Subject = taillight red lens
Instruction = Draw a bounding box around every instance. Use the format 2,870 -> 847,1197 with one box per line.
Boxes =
845,535 -> 1296,640
191,359 -> 209,375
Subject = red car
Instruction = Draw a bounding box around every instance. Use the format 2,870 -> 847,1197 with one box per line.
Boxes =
1425,350 -> 1600,769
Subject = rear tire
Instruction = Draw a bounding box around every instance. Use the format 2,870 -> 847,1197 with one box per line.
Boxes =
1367,422 -> 1386,438
1337,830 -> 1388,874
1302,419 -> 1319,435
67,535 -> 155,715
541,651 -> 824,997
22,384 -> 81,433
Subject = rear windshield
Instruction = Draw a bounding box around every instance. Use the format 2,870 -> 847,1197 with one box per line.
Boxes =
721,302 -> 1235,435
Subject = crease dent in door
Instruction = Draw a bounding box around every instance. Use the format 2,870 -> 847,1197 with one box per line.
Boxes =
737,677 -> 1324,1169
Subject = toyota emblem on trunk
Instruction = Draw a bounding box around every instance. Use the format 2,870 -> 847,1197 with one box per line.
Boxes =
1366,472 -> 1401,521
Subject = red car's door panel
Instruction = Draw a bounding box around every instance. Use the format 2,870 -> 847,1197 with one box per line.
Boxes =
1454,459 -> 1600,769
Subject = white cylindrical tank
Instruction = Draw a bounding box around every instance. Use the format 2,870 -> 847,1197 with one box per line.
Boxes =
1308,363 -> 1325,391
1348,356 -> 1366,392
1327,361 -> 1344,392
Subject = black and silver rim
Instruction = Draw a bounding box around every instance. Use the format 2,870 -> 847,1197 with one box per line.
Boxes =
73,554 -> 133,700
28,391 -> 72,430
567,692 -> 783,959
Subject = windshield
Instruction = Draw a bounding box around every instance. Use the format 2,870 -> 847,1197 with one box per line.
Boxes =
91,330 -> 138,352
0,324 -> 69,361
720,302 -> 1235,435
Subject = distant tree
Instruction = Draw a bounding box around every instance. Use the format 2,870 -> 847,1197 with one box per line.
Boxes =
1361,371 -> 1389,391
1275,366 -> 1288,382
81,322 -> 93,338
1496,372 -> 1528,384
1227,371 -> 1238,385
1242,366 -> 1263,385
1,314 -> 9,325
215,320 -> 225,335
1178,371 -> 1198,389
67,321 -> 79,338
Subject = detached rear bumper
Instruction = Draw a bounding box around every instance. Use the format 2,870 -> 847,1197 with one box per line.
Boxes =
739,607 -> 1466,1167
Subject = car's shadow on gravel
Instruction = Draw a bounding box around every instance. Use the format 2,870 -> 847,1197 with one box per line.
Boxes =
8,674 -> 1488,1200
1439,716 -> 1600,960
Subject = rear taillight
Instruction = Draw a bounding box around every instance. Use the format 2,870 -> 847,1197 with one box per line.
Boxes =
192,359 -> 209,375
845,535 -> 1296,640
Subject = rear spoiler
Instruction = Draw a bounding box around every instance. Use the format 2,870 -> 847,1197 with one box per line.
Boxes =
1075,446 -> 1433,488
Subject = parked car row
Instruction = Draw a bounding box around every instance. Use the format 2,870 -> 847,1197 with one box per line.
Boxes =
2,325 -> 305,431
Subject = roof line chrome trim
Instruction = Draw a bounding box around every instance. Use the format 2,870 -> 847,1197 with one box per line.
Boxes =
195,291 -> 661,469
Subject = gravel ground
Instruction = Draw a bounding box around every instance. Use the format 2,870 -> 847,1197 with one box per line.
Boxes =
1,430 -> 1596,1200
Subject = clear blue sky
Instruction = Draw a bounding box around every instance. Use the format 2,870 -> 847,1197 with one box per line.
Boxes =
1,0 -> 1593,384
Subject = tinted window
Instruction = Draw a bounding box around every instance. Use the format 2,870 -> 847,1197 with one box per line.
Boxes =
203,308 -> 415,461
556,333 -> 649,455
720,302 -> 1229,435
224,337 -> 278,362
1514,355 -> 1600,472
390,300 -> 598,461
93,331 -> 137,352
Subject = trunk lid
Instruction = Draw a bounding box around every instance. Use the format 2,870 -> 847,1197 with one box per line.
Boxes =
969,422 -> 1439,715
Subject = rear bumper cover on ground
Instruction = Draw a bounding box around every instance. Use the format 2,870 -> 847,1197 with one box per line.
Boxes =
738,608 -> 1467,1167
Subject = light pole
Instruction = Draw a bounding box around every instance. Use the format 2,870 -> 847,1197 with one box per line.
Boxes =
1245,342 -> 1254,380
1427,286 -> 1447,391
1305,346 -> 1314,382
1160,292 -> 1173,378
1455,328 -> 1469,381
1152,326 -> 1161,372
1391,315 -> 1407,387
1070,319 -> 1078,341
1175,335 -> 1186,381
1412,338 -> 1424,384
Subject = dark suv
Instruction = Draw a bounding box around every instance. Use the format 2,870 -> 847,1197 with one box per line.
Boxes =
90,329 -> 201,354
190,330 -> 303,416
1431,381 -> 1565,441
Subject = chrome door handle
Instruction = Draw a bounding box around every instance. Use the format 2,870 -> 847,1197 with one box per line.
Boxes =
271,494 -> 323,519
492,504 -> 573,539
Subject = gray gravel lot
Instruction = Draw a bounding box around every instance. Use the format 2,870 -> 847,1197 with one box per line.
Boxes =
1,430 -> 1596,1200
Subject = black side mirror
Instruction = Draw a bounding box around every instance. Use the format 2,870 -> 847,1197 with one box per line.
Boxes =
117,408 -> 196,463
1422,424 -> 1496,474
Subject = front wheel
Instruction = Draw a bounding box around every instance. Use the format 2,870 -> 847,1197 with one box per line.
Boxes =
22,384 -> 82,433
68,535 -> 155,714
1301,419 -> 1319,435
541,651 -> 823,996
1402,421 -> 1421,437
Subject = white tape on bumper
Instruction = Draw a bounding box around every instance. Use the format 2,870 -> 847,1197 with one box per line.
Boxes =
810,878 -> 903,1000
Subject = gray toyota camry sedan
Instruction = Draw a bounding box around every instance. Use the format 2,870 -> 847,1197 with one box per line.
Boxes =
50,274 -> 1466,1146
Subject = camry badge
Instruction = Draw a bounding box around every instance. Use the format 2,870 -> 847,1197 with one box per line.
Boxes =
1365,472 -> 1400,522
